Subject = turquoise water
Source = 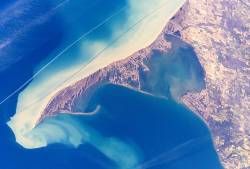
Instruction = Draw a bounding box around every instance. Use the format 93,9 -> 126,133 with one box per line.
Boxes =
0,0 -> 224,169
33,84 -> 223,169
7,0 -> 188,149
0,84 -> 224,169
82,84 -> 223,169
142,34 -> 205,100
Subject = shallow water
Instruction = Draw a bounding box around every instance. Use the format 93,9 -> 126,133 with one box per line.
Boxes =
0,0 -> 224,169
83,84 -> 223,169
6,0 -> 186,148
142,34 -> 205,100
0,84 -> 223,169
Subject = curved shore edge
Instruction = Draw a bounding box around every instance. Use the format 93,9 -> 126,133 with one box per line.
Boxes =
8,0 -> 250,168
8,0 -> 187,149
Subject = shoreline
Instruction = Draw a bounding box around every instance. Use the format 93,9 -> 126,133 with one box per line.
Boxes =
8,0 -> 187,149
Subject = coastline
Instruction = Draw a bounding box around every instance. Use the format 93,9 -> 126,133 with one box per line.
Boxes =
8,0 -> 187,149
6,0 -> 250,168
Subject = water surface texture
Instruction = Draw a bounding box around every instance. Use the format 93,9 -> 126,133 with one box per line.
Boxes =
0,0 -> 224,169
6,0 -> 186,148
0,84 -> 223,169
142,34 -> 205,100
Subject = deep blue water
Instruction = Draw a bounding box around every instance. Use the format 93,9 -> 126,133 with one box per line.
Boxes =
0,0 -> 127,123
0,0 -> 63,110
0,0 -> 127,168
0,84 -> 223,169
0,1 -> 224,169
75,84 -> 223,169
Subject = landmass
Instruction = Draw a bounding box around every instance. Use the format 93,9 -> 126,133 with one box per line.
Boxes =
38,0 -> 250,168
